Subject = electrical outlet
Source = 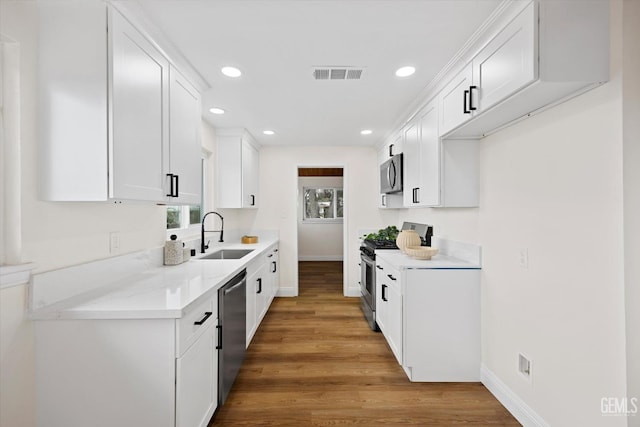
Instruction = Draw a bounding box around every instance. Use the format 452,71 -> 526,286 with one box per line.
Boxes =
518,353 -> 532,383
518,248 -> 529,269
109,232 -> 120,254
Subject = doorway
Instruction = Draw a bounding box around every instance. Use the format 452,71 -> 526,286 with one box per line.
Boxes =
296,167 -> 346,295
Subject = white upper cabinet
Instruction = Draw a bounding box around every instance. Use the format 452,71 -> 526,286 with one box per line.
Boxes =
215,130 -> 260,209
439,64 -> 474,137
443,0 -> 608,138
110,9 -> 169,202
403,100 -> 440,207
471,2 -> 536,113
38,3 -> 202,203
241,140 -> 259,208
439,3 -> 536,137
168,67 -> 202,205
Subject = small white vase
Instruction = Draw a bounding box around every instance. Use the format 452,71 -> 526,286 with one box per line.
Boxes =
396,230 -> 421,253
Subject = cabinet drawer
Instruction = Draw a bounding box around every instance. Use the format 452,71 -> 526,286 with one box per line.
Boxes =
176,294 -> 217,357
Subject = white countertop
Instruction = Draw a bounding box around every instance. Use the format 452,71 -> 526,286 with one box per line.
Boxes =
376,249 -> 481,270
29,239 -> 278,321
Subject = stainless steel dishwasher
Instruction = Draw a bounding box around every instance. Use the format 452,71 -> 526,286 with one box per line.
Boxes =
217,269 -> 247,406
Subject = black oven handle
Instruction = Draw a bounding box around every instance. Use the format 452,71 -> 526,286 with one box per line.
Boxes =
360,253 -> 375,267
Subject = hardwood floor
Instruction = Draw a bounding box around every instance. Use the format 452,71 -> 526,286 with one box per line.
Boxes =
209,261 -> 520,426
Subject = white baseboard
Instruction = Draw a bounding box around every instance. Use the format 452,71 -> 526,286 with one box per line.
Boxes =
297,255 -> 343,261
276,287 -> 297,297
345,287 -> 361,297
481,364 -> 550,427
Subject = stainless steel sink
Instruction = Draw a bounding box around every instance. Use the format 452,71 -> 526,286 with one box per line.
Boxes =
199,249 -> 254,260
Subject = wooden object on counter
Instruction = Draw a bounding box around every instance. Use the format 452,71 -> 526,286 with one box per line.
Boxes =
241,235 -> 258,244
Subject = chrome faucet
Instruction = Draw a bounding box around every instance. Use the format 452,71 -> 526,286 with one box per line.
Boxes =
201,211 -> 224,253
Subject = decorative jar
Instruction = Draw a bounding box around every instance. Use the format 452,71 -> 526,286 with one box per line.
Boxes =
396,230 -> 421,253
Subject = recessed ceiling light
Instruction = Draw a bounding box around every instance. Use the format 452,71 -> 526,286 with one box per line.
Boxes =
221,66 -> 242,78
361,129 -> 373,135
209,107 -> 225,115
395,66 -> 416,77
263,130 -> 275,135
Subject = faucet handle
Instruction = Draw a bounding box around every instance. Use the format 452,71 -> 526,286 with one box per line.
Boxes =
204,240 -> 210,250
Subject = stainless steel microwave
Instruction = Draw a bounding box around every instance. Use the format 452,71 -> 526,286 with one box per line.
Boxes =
380,153 -> 403,194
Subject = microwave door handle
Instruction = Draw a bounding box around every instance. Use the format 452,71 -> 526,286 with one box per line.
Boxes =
388,161 -> 396,189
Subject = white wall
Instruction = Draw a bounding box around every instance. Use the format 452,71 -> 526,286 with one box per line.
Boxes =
623,0 -> 640,423
251,146 -> 397,296
298,176 -> 344,261
396,2 -> 628,425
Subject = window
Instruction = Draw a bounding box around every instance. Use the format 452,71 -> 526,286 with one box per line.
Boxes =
303,187 -> 343,221
167,205 -> 201,230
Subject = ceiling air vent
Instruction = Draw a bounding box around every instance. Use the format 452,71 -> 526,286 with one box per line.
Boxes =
313,66 -> 364,80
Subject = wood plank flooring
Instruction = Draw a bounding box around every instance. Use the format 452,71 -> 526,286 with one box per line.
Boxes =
209,261 -> 520,426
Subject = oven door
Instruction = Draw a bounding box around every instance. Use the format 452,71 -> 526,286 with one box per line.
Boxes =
360,253 -> 376,311
360,252 -> 378,330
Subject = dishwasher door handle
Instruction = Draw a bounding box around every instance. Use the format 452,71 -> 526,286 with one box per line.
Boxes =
224,279 -> 246,295
215,324 -> 222,350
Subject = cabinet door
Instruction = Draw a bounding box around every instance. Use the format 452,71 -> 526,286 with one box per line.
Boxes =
241,140 -> 259,208
439,64 -> 473,136
268,248 -> 279,302
416,102 -> 440,207
375,276 -> 388,334
246,270 -> 258,347
473,1 -> 536,112
109,9 -> 169,201
385,277 -> 403,366
255,263 -> 270,323
169,67 -> 202,205
176,321 -> 217,427
402,121 -> 420,207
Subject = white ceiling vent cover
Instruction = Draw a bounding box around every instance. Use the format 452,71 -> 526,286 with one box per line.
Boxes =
313,66 -> 364,80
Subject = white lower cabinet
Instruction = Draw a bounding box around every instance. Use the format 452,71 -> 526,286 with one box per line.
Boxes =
176,320 -> 217,427
376,259 -> 480,382
376,259 -> 403,365
246,244 -> 279,347
267,245 -> 279,303
35,295 -> 219,427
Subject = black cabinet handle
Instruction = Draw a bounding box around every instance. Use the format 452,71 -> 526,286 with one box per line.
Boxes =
469,85 -> 477,111
268,254 -> 273,258
257,278 -> 262,294
463,89 -> 470,114
389,144 -> 394,157
166,174 -> 179,197
166,174 -> 174,197
274,249 -> 278,253
376,265 -> 383,270
194,311 -> 213,326
215,325 -> 222,350
387,274 -> 396,281
382,284 -> 388,302
412,187 -> 420,204
272,261 -> 277,273
250,195 -> 256,206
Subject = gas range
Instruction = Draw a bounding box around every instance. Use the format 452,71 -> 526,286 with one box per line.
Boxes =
360,239 -> 398,258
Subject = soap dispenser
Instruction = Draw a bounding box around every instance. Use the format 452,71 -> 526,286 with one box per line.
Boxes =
164,234 -> 183,265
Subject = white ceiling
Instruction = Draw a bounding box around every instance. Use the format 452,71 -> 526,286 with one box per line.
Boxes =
135,0 -> 502,147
